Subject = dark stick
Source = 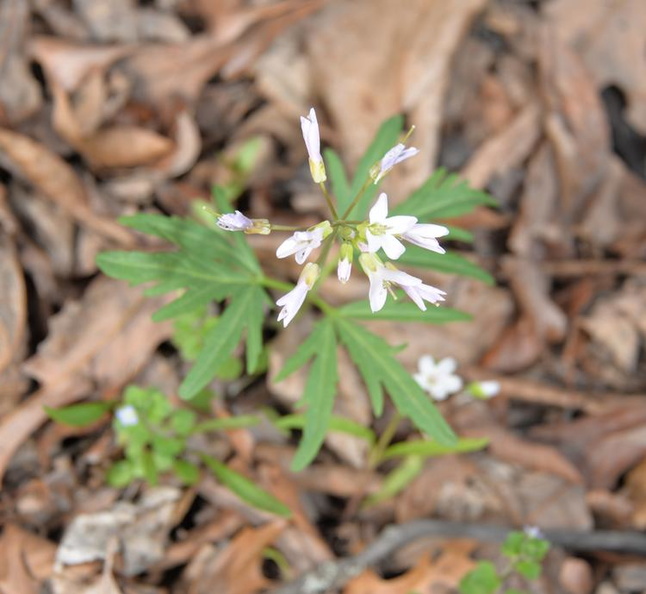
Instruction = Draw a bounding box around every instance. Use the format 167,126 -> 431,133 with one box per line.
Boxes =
271,520 -> 646,594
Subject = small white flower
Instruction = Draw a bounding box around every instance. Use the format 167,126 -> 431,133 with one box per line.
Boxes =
276,221 -> 331,265
217,210 -> 253,232
337,243 -> 353,284
276,263 -> 320,327
366,193 -> 417,260
300,108 -> 326,183
402,223 -> 449,254
414,355 -> 463,401
359,253 -> 423,313
372,143 -> 419,183
524,526 -> 544,540
115,405 -> 139,427
402,282 -> 446,311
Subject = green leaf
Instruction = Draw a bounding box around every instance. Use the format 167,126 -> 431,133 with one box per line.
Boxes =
152,283 -> 223,322
335,318 -> 456,446
363,455 -> 424,507
502,532 -> 525,557
173,460 -> 201,485
344,114 -> 404,218
324,148 -> 351,208
521,537 -> 550,561
338,299 -> 471,323
398,246 -> 494,285
106,460 -> 135,488
201,454 -> 291,517
141,450 -> 159,485
290,320 -> 339,471
445,225 -> 474,243
45,402 -> 113,426
459,562 -> 501,594
244,285 -> 269,374
393,168 -> 496,220
514,560 -> 542,580
381,437 -> 489,461
192,415 -> 260,434
170,409 -> 197,436
179,286 -> 265,399
274,414 -> 376,446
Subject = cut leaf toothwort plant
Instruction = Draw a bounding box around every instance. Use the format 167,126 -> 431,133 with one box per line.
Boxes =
97,108 -> 496,471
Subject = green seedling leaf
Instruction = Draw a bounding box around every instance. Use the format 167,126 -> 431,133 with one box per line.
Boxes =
381,437 -> 489,461
106,460 -> 135,488
290,320 -> 339,471
274,414 -> 376,446
394,168 -> 496,220
335,318 -> 457,446
514,560 -> 542,580
338,299 -> 471,324
399,247 -> 494,285
201,454 -> 291,517
459,561 -> 501,594
522,537 -> 550,561
179,286 -> 266,399
192,415 -> 260,434
45,402 -> 113,427
173,460 -> 201,485
502,532 -> 525,557
363,455 -> 424,507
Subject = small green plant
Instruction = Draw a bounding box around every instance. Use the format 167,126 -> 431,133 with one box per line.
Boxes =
459,528 -> 551,594
47,386 -> 290,517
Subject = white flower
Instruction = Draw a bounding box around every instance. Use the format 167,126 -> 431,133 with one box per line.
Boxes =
372,143 -> 419,183
300,108 -> 326,183
217,210 -> 252,232
276,221 -> 331,265
414,355 -> 463,401
359,253 -> 423,313
365,193 -> 417,260
402,282 -> 446,311
402,223 -> 449,254
337,243 -> 353,284
524,526 -> 544,540
276,263 -> 320,327
217,210 -> 270,235
115,405 -> 139,427
467,380 -> 500,399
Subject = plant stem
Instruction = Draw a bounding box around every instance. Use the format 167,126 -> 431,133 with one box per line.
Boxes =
341,176 -> 374,220
368,411 -> 403,468
320,182 -> 338,219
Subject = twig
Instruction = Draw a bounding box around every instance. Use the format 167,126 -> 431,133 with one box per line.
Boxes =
271,520 -> 646,594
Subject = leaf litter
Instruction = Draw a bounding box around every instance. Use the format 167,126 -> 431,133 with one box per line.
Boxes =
0,1 -> 645,593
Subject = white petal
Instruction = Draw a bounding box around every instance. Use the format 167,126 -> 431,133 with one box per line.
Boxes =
382,268 -> 422,287
276,283 -> 309,327
365,229 -> 382,253
403,286 -> 427,311
418,355 -> 436,375
442,374 -> 463,394
437,357 -> 458,375
369,193 -> 389,223
276,235 -> 299,259
386,215 -> 417,234
381,234 -> 406,260
368,276 -> 387,312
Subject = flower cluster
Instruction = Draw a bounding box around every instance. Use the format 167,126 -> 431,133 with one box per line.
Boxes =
216,108 -> 451,326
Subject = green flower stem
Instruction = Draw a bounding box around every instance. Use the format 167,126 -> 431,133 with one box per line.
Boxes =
368,411 -> 403,468
320,182 -> 338,219
267,224 -> 302,232
340,176 -> 374,220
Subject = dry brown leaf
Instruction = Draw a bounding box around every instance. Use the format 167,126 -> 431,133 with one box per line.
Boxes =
0,277 -> 172,483
461,101 -> 542,190
304,0 -> 486,195
0,127 -> 132,245
0,234 -> 26,375
184,521 -> 286,594
74,0 -> 137,43
0,0 -> 42,124
345,547 -> 475,594
481,316 -> 544,373
0,523 -> 56,593
546,0 -> 646,133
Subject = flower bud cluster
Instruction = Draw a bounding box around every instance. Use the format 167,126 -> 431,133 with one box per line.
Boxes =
216,108 -> 451,326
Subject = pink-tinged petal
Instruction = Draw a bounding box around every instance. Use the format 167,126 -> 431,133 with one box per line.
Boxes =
381,234 -> 406,260
385,215 -> 417,234
403,285 -> 427,311
337,259 -> 351,284
369,193 -> 389,223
